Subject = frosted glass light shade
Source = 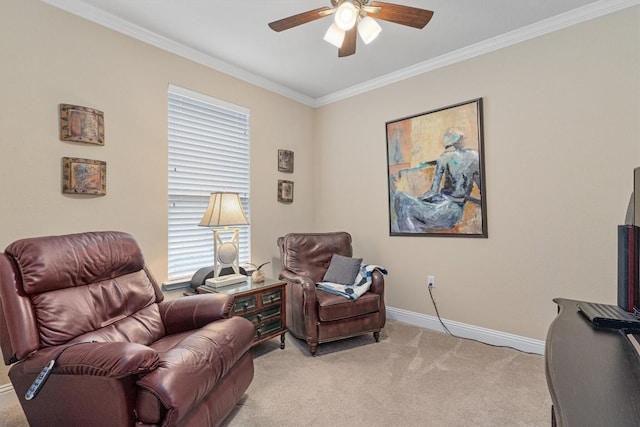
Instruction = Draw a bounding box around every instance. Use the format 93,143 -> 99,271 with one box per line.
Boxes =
324,23 -> 346,48
358,16 -> 381,44
199,192 -> 249,227
334,2 -> 357,31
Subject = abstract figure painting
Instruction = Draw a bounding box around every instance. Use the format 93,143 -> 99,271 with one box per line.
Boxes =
386,98 -> 487,237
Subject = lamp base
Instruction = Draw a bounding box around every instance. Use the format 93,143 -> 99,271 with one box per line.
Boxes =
205,274 -> 247,288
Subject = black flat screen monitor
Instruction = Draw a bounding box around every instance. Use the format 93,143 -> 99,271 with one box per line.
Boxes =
618,168 -> 640,313
635,167 -> 640,226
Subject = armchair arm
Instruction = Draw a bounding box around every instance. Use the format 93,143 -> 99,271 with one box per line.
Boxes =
278,270 -> 317,292
278,269 -> 319,341
158,293 -> 234,336
370,269 -> 386,328
19,342 -> 159,377
370,269 -> 385,295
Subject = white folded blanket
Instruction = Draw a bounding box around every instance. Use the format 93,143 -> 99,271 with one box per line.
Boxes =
317,264 -> 387,301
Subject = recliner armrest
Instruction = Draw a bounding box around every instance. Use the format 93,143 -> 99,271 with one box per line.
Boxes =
19,342 -> 159,377
158,293 -> 234,335
136,316 -> 255,426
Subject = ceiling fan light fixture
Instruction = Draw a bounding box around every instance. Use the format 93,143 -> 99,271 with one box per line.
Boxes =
267,0 -> 434,58
324,23 -> 346,48
358,16 -> 381,44
334,2 -> 358,31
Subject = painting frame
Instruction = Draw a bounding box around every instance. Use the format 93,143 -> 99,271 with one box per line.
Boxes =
385,98 -> 487,238
62,157 -> 107,195
59,104 -> 104,145
277,180 -> 294,203
278,149 -> 294,173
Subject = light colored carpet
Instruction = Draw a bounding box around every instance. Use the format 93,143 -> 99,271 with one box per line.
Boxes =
1,320 -> 551,426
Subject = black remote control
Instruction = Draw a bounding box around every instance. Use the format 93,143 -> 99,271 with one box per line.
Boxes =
25,360 -> 55,400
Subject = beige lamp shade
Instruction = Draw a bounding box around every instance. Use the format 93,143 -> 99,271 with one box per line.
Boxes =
199,192 -> 249,227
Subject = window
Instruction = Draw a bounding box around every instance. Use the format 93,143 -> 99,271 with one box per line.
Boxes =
167,85 -> 250,281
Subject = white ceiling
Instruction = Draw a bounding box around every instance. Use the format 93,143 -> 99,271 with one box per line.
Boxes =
43,0 -> 637,106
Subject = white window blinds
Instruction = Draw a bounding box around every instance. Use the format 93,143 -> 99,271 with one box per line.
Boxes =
168,85 -> 250,281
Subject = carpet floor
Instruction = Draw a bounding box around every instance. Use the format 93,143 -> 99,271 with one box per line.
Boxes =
1,320 -> 551,426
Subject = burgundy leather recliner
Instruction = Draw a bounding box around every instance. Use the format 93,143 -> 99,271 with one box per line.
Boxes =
277,232 -> 386,356
0,231 -> 255,427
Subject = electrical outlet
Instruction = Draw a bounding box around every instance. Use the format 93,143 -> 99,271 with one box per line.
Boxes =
428,275 -> 435,288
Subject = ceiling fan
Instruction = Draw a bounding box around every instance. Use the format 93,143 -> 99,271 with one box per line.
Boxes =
268,0 -> 434,58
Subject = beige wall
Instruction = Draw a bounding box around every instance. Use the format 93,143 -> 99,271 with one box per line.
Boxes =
0,0 -> 315,385
0,0 -> 315,278
314,8 -> 640,340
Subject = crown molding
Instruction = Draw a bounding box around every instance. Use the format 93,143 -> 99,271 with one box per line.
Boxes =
42,0 -> 639,108
315,0 -> 640,106
40,0 -> 316,107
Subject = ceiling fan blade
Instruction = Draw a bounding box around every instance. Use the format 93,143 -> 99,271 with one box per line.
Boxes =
368,2 -> 433,29
338,27 -> 357,57
268,7 -> 332,32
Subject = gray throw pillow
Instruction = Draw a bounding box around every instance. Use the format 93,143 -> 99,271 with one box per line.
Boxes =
322,254 -> 362,285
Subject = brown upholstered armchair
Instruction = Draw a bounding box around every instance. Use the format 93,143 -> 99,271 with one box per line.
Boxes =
0,231 -> 255,427
277,232 -> 386,356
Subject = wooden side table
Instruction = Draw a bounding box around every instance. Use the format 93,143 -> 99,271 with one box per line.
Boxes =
198,278 -> 286,349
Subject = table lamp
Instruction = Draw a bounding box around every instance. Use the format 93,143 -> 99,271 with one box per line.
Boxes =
198,192 -> 249,287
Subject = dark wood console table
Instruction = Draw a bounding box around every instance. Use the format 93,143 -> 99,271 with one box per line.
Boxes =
546,298 -> 640,426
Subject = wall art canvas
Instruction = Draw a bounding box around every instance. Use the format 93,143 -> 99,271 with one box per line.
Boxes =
62,157 -> 106,195
59,104 -> 104,145
278,180 -> 293,203
386,98 -> 487,237
278,149 -> 294,173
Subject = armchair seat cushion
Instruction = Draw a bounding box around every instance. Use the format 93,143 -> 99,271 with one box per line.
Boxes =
316,289 -> 380,322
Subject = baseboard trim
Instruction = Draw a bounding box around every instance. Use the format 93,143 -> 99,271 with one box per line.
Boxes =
386,306 -> 545,355
0,383 -> 19,410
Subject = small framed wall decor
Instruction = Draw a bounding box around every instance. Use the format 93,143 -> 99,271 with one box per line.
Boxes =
278,180 -> 294,203
59,104 -> 104,145
62,157 -> 106,195
278,149 -> 294,173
